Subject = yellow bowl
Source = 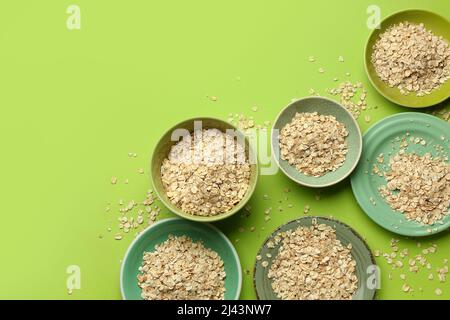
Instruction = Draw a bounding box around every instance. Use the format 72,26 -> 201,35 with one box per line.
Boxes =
150,117 -> 259,222
365,9 -> 450,108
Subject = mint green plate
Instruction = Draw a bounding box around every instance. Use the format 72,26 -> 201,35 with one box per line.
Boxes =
151,117 -> 259,222
254,217 -> 377,300
120,218 -> 242,300
365,9 -> 450,108
271,97 -> 362,188
351,112 -> 450,237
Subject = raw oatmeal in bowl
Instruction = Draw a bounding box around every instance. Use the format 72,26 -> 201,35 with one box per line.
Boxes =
279,112 -> 349,177
151,118 -> 258,222
271,97 -> 362,188
161,128 -> 250,216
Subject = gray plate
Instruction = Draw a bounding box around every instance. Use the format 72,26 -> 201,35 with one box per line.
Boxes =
254,217 -> 377,300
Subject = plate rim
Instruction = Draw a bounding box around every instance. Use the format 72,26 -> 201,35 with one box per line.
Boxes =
350,112 -> 450,237
364,8 -> 450,108
120,217 -> 243,300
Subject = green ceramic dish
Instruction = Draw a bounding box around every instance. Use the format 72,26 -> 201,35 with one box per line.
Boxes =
151,117 -> 258,222
365,9 -> 450,108
253,217 -> 377,300
351,112 -> 450,237
271,96 -> 362,188
120,218 -> 242,300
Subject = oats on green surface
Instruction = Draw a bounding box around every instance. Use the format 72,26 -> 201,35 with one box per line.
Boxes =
328,81 -> 368,119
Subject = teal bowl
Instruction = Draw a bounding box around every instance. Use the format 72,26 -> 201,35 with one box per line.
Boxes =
271,97 -> 362,188
120,218 -> 242,300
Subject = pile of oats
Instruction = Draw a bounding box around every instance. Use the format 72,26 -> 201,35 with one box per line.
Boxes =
279,112 -> 349,177
161,129 -> 251,216
372,22 -> 450,96
138,235 -> 226,300
267,221 -> 358,300
379,152 -> 450,225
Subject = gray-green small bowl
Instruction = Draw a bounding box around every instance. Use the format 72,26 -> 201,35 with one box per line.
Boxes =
271,97 -> 362,188
151,117 -> 259,222
254,217 -> 377,300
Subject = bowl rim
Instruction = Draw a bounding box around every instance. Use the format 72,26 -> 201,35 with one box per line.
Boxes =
271,96 -> 363,188
120,217 -> 243,300
150,116 -> 259,222
252,216 -> 377,300
364,8 -> 450,108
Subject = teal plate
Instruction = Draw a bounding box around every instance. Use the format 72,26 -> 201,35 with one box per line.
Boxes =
120,218 -> 242,300
271,97 -> 362,188
351,112 -> 450,237
254,217 -> 377,300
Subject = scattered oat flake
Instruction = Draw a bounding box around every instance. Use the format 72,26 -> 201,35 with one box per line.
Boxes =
328,81 -> 367,119
402,284 -> 411,293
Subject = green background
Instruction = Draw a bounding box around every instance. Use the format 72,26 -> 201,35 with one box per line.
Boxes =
0,0 -> 448,300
